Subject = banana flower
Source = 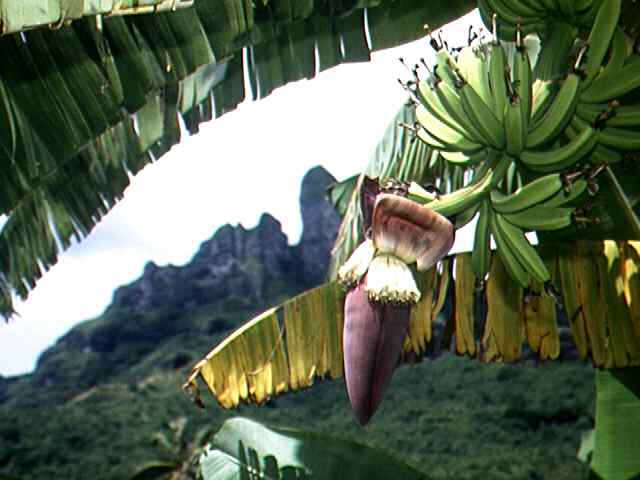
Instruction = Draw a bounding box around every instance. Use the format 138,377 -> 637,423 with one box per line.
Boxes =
338,185 -> 454,425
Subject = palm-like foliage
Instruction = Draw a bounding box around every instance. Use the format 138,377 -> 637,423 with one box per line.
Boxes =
0,0 -> 476,318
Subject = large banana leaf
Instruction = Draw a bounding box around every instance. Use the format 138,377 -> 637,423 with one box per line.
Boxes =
0,1 -> 195,34
187,241 -> 640,410
200,417 -> 428,480
0,1 -> 476,318
591,368 -> 640,479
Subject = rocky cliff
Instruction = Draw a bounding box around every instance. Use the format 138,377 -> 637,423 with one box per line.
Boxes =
110,166 -> 339,313
16,166 -> 339,402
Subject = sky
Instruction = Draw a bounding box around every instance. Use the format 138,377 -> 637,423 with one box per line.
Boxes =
0,10 -> 481,377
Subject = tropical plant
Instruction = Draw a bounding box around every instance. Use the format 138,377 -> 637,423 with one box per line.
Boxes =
186,2 -> 640,477
0,0 -> 476,317
3,0 -> 640,479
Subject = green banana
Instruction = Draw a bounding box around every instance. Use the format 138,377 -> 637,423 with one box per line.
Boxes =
541,178 -> 588,208
581,0 -> 622,90
488,36 -> 509,123
599,125 -> 640,151
457,71 -> 506,149
433,77 -> 487,145
418,79 -> 471,137
521,125 -> 598,172
457,43 -> 494,111
504,160 -> 521,194
493,210 -> 551,284
439,149 -> 487,166
531,79 -> 557,124
434,48 -> 459,88
489,208 -> 531,288
455,202 -> 481,229
577,102 -> 640,128
533,23 -> 577,81
579,26 -> 629,98
579,57 -> 640,104
415,125 -> 454,152
513,32 -> 533,121
421,152 -> 511,217
472,201 -> 492,280
415,104 -> 482,152
590,143 -> 624,164
527,72 -> 581,148
504,96 -> 526,156
503,205 -> 574,231
490,172 -> 565,213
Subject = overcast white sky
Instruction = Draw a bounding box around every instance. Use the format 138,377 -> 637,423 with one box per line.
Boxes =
0,11 -> 481,377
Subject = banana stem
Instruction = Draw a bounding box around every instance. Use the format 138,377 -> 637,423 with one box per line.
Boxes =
605,166 -> 640,240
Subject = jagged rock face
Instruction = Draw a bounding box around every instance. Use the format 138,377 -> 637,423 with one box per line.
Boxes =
22,166 -> 341,395
297,166 -> 341,287
184,213 -> 295,304
107,166 -> 339,313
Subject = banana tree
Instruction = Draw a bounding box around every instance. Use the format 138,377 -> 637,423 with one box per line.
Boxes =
0,0 -> 475,318
187,2 -> 640,477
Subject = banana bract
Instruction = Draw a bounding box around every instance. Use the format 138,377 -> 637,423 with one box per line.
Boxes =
339,184 -> 455,424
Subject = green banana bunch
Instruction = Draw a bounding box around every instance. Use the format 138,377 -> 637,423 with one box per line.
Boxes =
395,0 -> 633,289
477,0 -> 595,41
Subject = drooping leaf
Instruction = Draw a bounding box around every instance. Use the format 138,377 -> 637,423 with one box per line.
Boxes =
200,417 -> 429,480
0,2 -> 478,317
188,241 -> 640,411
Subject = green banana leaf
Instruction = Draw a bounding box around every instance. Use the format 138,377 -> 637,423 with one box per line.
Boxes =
591,368 -> 640,479
200,417 -> 429,480
0,1 -> 476,319
0,1 -> 195,34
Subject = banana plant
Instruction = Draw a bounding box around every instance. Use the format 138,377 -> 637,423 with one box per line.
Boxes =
189,2 -> 640,473
0,0 -> 476,319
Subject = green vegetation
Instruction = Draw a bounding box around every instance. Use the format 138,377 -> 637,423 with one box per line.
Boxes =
0,302 -> 595,480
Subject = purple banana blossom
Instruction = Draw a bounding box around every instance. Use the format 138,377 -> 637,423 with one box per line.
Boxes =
343,275 -> 410,426
341,182 -> 455,425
